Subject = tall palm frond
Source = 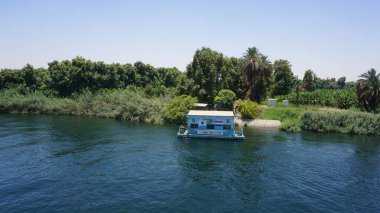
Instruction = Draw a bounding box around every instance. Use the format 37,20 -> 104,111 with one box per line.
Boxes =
241,47 -> 272,102
356,68 -> 380,112
242,47 -> 261,87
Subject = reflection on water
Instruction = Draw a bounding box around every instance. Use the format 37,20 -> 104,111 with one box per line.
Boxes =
0,114 -> 380,212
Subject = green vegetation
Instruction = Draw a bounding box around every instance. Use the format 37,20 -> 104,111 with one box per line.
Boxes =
1,58 -> 182,97
272,60 -> 295,96
301,110 -> 380,135
0,88 -> 167,123
163,95 -> 197,124
276,89 -> 358,109
258,105 -> 308,121
214,89 -> 236,110
241,47 -> 273,102
185,47 -> 245,105
315,76 -> 350,90
0,47 -> 359,110
303,69 -> 316,91
1,47 -> 379,137
236,100 -> 261,119
356,68 -> 380,112
258,105 -> 309,132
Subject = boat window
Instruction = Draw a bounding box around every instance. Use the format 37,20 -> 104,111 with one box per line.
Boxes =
192,118 -> 195,122
207,124 -> 214,129
223,125 -> 231,130
226,119 -> 230,123
190,124 -> 198,129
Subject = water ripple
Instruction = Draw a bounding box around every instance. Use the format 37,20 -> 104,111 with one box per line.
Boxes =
0,114 -> 380,212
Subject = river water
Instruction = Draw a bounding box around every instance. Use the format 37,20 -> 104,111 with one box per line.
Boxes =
0,114 -> 379,212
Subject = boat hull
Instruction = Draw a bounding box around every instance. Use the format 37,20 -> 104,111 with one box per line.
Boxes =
177,133 -> 245,140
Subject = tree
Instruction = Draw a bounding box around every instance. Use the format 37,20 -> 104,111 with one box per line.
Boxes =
337,77 -> 346,89
272,59 -> 295,96
241,47 -> 273,102
219,57 -> 246,99
48,60 -> 73,96
21,64 -> 36,90
356,69 -> 380,112
315,77 -> 344,89
175,73 -> 195,96
303,69 -> 316,91
134,62 -> 159,87
157,67 -> 181,88
295,77 -> 302,106
0,69 -> 24,89
214,89 -> 236,110
186,47 -> 223,105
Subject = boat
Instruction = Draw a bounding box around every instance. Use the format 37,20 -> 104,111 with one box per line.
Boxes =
177,110 -> 245,140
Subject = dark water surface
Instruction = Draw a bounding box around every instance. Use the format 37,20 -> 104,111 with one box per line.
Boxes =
0,114 -> 380,212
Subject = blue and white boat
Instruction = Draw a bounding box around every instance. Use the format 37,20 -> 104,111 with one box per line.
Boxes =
177,110 -> 245,140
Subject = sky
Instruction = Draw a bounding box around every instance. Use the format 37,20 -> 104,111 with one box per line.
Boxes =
1,0 -> 379,81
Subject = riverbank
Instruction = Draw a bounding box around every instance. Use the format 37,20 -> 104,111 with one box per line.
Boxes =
256,104 -> 380,136
236,118 -> 281,128
0,88 -> 168,123
1,88 -> 380,136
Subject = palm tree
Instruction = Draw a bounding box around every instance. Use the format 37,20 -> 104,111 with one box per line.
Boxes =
356,68 -> 380,112
241,47 -> 272,102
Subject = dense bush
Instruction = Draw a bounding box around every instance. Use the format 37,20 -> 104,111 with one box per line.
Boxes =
236,100 -> 260,119
214,89 -> 236,110
300,110 -> 380,135
280,119 -> 301,132
162,95 -> 198,124
276,89 -> 357,109
0,88 -> 167,123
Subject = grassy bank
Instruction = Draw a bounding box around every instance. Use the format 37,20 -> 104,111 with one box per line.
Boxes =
258,105 -> 311,132
300,110 -> 380,135
257,104 -> 380,135
0,88 -> 168,123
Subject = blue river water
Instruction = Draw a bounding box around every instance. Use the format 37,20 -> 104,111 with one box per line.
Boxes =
0,114 -> 380,212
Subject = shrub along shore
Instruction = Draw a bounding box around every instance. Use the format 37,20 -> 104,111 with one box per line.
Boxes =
1,88 -> 380,136
256,105 -> 380,136
0,88 -> 168,123
301,110 -> 380,135
0,87 -> 198,125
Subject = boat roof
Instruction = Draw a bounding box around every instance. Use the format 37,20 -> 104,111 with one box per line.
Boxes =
188,110 -> 234,117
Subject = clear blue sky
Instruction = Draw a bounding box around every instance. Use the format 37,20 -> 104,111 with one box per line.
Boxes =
1,0 -> 379,81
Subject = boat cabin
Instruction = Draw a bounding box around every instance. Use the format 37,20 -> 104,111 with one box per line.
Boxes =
187,110 -> 235,136
177,110 -> 245,140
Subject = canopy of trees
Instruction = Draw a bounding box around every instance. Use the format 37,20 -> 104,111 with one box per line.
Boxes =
0,47 -> 367,111
185,47 -> 244,104
1,57 -> 182,97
